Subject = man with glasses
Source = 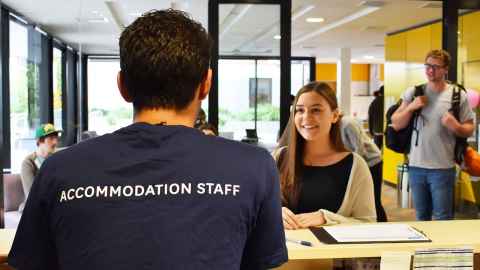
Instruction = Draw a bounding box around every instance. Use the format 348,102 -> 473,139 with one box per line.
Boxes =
391,49 -> 474,221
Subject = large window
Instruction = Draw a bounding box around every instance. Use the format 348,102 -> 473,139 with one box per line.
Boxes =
291,60 -> 311,95
9,19 -> 42,172
87,59 -> 132,135
249,78 -> 272,107
52,47 -> 63,131
218,59 -> 280,144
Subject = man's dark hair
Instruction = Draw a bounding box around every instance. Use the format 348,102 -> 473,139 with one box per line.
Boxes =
119,9 -> 212,111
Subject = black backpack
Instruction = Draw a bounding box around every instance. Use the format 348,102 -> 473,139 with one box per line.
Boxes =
451,83 -> 468,164
385,85 -> 424,154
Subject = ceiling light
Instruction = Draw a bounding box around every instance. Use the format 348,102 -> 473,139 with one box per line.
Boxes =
87,17 -> 109,23
364,55 -> 375,59
274,35 -> 281,40
292,5 -> 316,21
128,12 -> 143,17
306,17 -> 324,23
293,6 -> 381,45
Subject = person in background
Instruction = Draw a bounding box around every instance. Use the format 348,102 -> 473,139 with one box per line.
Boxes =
198,123 -> 218,136
391,49 -> 474,220
368,86 -> 384,150
274,82 -> 376,229
19,123 -> 61,211
80,130 -> 98,141
9,9 -> 287,270
341,116 -> 387,222
194,108 -> 207,128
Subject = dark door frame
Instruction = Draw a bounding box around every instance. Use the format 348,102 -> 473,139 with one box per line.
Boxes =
208,0 -> 292,136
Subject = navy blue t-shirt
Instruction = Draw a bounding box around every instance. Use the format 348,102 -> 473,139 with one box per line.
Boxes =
8,123 -> 288,270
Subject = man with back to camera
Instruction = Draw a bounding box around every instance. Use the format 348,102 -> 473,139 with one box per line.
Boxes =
391,49 -> 474,220
8,10 -> 287,270
19,123 -> 61,211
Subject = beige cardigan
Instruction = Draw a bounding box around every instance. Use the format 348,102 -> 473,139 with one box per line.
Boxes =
273,148 -> 376,225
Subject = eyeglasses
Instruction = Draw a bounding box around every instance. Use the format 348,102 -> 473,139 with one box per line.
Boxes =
424,63 -> 445,71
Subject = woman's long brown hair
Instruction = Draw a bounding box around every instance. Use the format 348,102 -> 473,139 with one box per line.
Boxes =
276,82 -> 347,208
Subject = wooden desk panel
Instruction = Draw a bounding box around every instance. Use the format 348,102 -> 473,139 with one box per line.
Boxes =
1,220 -> 480,268
0,229 -> 15,264
286,220 -> 480,260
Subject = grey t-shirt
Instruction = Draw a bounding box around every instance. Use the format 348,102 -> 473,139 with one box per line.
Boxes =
402,84 -> 474,169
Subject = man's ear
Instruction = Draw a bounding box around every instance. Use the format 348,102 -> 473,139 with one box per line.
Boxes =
117,71 -> 133,102
198,69 -> 212,100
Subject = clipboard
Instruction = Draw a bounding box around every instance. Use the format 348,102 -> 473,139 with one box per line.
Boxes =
310,224 -> 432,244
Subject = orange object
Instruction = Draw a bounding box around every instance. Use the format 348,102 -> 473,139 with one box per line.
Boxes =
464,146 -> 480,176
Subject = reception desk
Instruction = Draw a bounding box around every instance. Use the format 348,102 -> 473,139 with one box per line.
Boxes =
0,229 -> 14,268
280,220 -> 480,269
1,220 -> 480,269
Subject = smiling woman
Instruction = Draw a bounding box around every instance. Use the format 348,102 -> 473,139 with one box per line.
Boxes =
273,82 -> 376,229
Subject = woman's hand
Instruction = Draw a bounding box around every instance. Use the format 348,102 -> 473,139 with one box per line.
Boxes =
296,211 -> 326,228
282,207 -> 300,230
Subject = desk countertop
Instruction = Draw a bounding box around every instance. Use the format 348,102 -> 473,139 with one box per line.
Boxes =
0,229 -> 15,263
286,220 -> 480,260
2,220 -> 480,264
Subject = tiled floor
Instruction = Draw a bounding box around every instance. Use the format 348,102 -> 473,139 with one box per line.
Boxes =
381,183 -> 480,222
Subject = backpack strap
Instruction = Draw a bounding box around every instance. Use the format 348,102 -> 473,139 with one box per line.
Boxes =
451,84 -> 462,120
413,84 -> 425,97
450,83 -> 468,164
411,84 -> 425,148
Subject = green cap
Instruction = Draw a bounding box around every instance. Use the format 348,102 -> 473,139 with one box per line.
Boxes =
35,123 -> 61,139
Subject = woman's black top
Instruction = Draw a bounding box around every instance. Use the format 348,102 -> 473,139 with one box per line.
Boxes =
295,153 -> 353,214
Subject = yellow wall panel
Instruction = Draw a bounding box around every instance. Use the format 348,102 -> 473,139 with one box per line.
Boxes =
380,64 -> 384,81
430,23 -> 442,51
459,172 -> 476,203
406,26 -> 431,63
385,34 -> 406,61
385,62 -> 407,100
383,148 -> 405,184
315,64 -> 372,82
351,64 -> 369,81
315,63 -> 336,81
463,11 -> 480,61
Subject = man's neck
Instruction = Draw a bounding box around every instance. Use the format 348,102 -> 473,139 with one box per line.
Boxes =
427,80 -> 447,92
134,108 -> 196,127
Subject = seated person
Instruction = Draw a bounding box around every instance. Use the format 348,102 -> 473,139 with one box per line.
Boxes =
19,123 -> 61,211
198,123 -> 218,136
274,82 -> 376,229
194,108 -> 207,128
80,130 -> 98,141
340,116 -> 387,222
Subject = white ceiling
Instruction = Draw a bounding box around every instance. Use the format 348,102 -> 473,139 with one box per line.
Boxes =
2,0 -> 444,63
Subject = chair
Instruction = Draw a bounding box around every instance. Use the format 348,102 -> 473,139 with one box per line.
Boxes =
3,174 -> 24,228
241,129 -> 258,144
3,174 -> 24,212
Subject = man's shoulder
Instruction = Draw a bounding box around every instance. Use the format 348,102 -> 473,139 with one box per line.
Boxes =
204,135 -> 272,160
46,136 -> 110,165
22,152 -> 36,164
24,152 -> 36,160
402,86 -> 417,99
